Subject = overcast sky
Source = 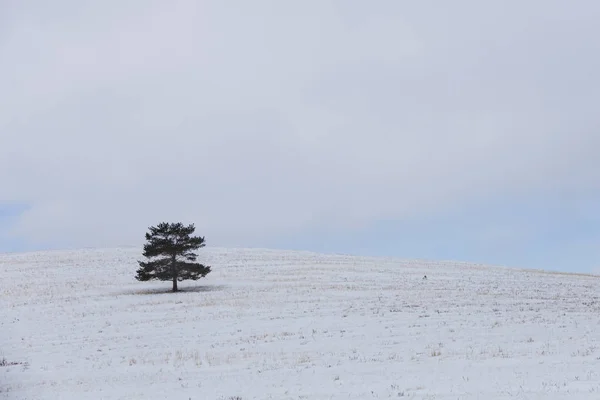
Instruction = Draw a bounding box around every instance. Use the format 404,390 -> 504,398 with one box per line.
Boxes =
1,1 -> 599,272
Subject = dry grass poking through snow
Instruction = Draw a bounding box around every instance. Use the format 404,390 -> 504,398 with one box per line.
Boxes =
1,247 -> 600,399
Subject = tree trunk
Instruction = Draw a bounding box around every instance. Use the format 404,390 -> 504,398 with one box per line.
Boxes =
171,253 -> 178,292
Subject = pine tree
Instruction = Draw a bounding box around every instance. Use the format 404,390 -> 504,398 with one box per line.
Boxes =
135,222 -> 212,292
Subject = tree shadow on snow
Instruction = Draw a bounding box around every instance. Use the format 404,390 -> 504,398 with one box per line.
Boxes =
120,284 -> 228,296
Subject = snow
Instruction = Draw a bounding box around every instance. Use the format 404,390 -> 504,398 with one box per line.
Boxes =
1,247 -> 600,399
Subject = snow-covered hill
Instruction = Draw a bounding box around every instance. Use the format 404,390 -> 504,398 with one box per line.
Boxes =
1,247 -> 600,399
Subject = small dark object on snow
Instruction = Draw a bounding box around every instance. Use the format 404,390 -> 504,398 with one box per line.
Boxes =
423,275 -> 427,280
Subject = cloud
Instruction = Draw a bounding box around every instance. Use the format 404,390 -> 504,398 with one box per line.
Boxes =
2,0 -> 600,250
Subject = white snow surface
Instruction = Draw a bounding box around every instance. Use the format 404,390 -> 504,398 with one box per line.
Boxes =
1,247 -> 600,399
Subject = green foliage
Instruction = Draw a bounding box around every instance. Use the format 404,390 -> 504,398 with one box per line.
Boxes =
136,222 -> 212,291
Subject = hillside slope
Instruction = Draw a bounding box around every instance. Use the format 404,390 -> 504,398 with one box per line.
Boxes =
1,247 -> 599,399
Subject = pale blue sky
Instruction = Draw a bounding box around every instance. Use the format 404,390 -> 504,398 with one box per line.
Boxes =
1,1 -> 599,272
271,191 -> 600,272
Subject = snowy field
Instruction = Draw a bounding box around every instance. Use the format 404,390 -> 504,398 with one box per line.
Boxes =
1,247 -> 600,399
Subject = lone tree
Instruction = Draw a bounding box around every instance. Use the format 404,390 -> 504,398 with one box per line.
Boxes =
136,222 -> 212,292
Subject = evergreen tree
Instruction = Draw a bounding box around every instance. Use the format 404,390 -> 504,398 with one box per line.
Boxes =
135,222 -> 212,292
